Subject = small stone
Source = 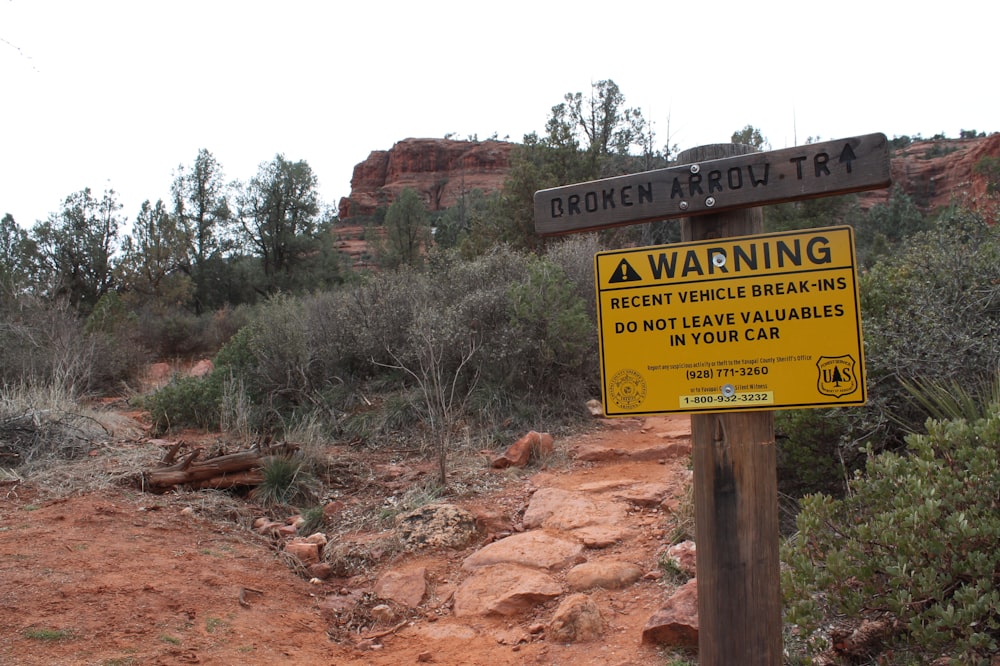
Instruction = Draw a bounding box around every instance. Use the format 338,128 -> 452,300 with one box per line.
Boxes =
284,541 -> 319,564
304,532 -> 328,546
548,594 -> 604,643
370,604 -> 395,624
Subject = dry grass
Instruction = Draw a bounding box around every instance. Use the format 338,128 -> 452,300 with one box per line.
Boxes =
0,382 -> 162,498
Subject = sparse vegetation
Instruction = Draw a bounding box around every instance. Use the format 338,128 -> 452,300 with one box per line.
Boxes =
2,86 -> 997,662
22,627 -> 74,642
251,456 -> 317,509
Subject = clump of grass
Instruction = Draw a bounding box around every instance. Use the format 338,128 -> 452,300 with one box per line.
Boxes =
297,505 -> 326,535
250,456 -> 316,509
23,627 -> 73,642
666,483 -> 695,544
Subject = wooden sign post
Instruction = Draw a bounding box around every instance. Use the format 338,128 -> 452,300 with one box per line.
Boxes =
678,142 -> 780,664
534,134 -> 890,665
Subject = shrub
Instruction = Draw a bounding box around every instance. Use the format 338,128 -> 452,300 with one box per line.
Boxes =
251,456 -> 317,509
144,374 -> 224,432
782,409 -> 1000,663
775,408 -> 852,498
775,208 -> 1000,499
506,254 -> 596,398
859,210 -> 1000,451
0,296 -> 97,395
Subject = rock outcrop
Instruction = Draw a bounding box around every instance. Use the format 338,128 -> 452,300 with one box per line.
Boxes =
338,138 -> 513,219
856,134 -> 1000,221
339,134 -> 1000,224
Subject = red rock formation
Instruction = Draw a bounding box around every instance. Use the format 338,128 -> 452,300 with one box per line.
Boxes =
856,133 -> 1000,222
338,138 -> 513,219
339,134 -> 999,225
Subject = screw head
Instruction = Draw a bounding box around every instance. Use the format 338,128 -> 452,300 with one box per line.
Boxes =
706,197 -> 716,207
690,164 -> 700,174
679,201 -> 689,211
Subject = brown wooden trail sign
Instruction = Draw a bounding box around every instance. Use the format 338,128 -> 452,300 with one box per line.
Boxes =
535,135 -> 891,666
533,132 -> 890,236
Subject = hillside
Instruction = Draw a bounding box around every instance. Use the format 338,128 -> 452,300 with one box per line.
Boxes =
339,133 -> 1000,222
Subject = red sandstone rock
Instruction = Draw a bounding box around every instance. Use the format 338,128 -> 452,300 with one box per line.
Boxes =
565,560 -> 644,591
547,593 -> 604,643
338,138 -> 513,220
453,564 -> 562,617
284,540 -> 320,565
307,562 -> 333,580
642,578 -> 699,646
188,359 -> 214,378
665,540 -> 697,577
856,134 -> 1000,223
374,566 -> 427,608
491,431 -> 553,468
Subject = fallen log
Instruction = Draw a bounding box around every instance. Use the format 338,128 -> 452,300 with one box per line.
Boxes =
143,442 -> 297,492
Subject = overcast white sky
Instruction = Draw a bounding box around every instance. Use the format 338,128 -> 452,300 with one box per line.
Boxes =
2,0 -> 997,228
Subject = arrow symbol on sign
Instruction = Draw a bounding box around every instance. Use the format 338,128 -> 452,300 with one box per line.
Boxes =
839,144 -> 857,174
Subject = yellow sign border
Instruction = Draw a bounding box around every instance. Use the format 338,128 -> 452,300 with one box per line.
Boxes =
595,226 -> 866,416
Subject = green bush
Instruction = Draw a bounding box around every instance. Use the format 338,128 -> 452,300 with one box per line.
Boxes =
782,409 -> 1000,663
145,373 -> 224,432
859,211 -> 1000,450
507,255 -> 595,397
775,408 -> 852,498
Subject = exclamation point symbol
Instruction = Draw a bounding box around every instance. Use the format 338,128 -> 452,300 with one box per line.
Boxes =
608,258 -> 642,284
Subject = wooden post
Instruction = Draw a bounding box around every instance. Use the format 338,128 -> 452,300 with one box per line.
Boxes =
678,144 -> 782,665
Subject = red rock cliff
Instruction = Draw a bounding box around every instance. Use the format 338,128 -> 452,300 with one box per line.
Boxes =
857,133 -> 1000,221
338,138 -> 513,219
339,134 -> 1000,223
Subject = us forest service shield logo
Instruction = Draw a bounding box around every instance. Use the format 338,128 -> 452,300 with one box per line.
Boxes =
816,355 -> 859,398
609,368 -> 647,410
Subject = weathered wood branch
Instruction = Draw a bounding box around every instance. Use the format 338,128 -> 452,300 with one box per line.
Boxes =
143,443 -> 297,492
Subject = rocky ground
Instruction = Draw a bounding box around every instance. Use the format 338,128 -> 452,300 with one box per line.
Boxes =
0,410 -> 698,666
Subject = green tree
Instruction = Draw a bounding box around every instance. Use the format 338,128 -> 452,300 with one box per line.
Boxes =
236,154 -> 321,292
373,188 -> 431,269
731,124 -> 769,150
555,79 -> 651,177
172,149 -> 231,312
490,80 -> 661,253
118,199 -> 192,307
0,213 -> 32,296
30,187 -> 122,312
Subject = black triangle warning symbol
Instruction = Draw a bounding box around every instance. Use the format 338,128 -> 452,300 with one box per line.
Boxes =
608,258 -> 642,284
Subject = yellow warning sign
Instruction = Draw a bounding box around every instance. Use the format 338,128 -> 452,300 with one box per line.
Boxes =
594,226 -> 866,415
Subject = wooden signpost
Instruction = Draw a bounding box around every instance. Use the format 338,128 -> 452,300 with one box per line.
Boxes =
534,134 -> 890,665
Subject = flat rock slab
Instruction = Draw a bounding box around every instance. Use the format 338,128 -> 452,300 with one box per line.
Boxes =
575,441 -> 692,463
611,482 -> 674,507
453,564 -> 562,617
462,531 -> 584,571
566,560 -> 644,591
522,487 -> 628,532
574,525 -> 636,549
374,565 -> 427,608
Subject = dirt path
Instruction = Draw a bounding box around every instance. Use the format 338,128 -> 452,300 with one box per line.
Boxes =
0,415 -> 693,665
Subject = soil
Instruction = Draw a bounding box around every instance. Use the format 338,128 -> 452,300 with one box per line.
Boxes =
0,412 -> 694,666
